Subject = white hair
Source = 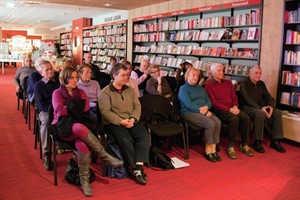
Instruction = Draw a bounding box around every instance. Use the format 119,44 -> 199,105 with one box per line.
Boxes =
34,57 -> 46,71
210,63 -> 223,72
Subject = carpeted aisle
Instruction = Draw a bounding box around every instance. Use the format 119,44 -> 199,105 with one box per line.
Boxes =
0,66 -> 300,200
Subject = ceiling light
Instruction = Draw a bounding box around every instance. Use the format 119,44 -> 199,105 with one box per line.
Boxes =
104,3 -> 112,7
38,19 -> 50,23
6,3 -> 14,8
21,1 -> 41,5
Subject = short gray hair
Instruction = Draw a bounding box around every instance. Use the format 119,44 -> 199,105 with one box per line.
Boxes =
210,63 -> 223,72
34,57 -> 46,71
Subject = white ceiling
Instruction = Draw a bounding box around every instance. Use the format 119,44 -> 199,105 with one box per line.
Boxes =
0,0 -> 122,30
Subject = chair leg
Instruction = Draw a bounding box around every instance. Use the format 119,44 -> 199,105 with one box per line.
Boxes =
33,109 -> 37,135
17,97 -> 20,111
28,101 -> 31,130
52,138 -> 58,186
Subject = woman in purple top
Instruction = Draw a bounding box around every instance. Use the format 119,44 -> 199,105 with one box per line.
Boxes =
52,67 -> 122,197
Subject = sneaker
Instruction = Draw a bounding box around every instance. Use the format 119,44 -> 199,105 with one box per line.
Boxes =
239,145 -> 254,157
226,147 -> 237,159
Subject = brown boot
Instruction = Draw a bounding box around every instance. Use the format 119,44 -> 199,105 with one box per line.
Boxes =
82,131 -> 123,168
77,151 -> 93,197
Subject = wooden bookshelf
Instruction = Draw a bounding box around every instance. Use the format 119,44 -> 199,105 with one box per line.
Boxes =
132,0 -> 262,79
82,20 -> 127,70
59,31 -> 72,57
276,0 -> 300,113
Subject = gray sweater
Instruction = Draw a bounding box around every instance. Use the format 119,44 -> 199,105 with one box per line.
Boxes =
14,66 -> 35,89
99,83 -> 141,126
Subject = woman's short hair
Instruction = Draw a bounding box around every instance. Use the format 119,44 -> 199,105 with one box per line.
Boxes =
149,64 -> 160,72
59,67 -> 77,85
77,63 -> 92,74
184,68 -> 199,82
110,63 -> 127,80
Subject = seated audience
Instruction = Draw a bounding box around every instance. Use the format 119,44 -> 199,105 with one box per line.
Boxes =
239,65 -> 286,153
27,57 -> 45,102
205,63 -> 253,159
52,67 -> 122,197
178,68 -> 221,162
124,61 -> 140,97
146,65 -> 173,100
14,56 -> 35,94
77,63 -> 101,122
64,59 -> 74,69
130,58 -> 151,96
34,60 -> 60,169
99,63 -> 150,185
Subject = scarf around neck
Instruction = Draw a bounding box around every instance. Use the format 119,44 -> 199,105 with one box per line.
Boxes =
60,85 -> 81,102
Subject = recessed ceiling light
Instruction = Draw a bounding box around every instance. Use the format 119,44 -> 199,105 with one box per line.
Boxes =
38,19 -> 50,23
6,3 -> 14,8
104,3 -> 112,7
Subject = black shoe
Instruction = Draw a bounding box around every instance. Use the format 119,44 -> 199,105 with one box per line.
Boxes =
212,152 -> 222,161
43,154 -> 52,170
270,141 -> 286,153
204,153 -> 217,162
130,168 -> 147,185
253,140 -> 265,153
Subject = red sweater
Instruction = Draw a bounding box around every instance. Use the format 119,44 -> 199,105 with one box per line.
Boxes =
205,78 -> 238,111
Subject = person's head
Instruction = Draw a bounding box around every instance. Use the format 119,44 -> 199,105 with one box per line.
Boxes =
40,60 -> 54,80
23,56 -> 32,67
59,67 -> 78,89
110,57 -> 117,65
140,58 -> 150,71
182,61 -> 193,72
124,61 -> 132,80
149,65 -> 161,80
111,63 -> 128,86
77,64 -> 92,83
64,59 -> 74,69
249,65 -> 262,84
185,68 -> 200,85
83,53 -> 92,64
210,63 -> 224,82
34,57 -> 46,73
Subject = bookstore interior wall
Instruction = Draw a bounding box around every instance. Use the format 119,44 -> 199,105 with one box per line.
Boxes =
128,0 -> 282,98
131,0 -> 262,80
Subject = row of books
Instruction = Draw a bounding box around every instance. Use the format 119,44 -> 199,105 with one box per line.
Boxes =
224,64 -> 250,76
61,33 -> 72,39
133,27 -> 259,42
134,44 -> 193,55
60,44 -> 72,50
285,30 -> 300,44
284,50 -> 300,65
282,71 -> 300,86
83,42 -> 125,50
90,48 -> 126,57
133,9 -> 260,32
83,35 -> 126,44
60,38 -> 72,44
60,50 -> 72,57
83,26 -> 126,37
285,8 -> 300,23
281,92 -> 300,108
191,47 -> 258,59
92,55 -> 113,63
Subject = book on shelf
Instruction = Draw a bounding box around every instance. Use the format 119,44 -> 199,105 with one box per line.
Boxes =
281,71 -> 300,86
247,27 -> 257,40
199,31 -> 210,40
281,92 -> 291,105
225,64 -> 233,74
285,30 -> 300,44
291,92 -> 300,108
231,29 -> 241,40
221,29 -> 233,40
224,48 -> 237,57
236,48 -> 257,59
240,29 -> 248,40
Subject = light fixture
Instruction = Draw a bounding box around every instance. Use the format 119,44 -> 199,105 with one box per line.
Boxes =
104,3 -> 112,7
6,3 -> 14,8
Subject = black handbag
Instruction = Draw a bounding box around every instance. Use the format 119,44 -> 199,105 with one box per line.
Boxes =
56,115 -> 73,138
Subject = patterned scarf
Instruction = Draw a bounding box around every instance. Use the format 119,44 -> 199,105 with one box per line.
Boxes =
60,85 -> 81,102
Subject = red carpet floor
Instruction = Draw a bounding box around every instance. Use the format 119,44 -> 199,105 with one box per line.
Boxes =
0,66 -> 300,200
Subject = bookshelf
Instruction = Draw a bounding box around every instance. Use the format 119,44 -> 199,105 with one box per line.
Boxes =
276,0 -> 300,113
59,31 -> 72,57
132,0 -> 262,79
82,20 -> 127,70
